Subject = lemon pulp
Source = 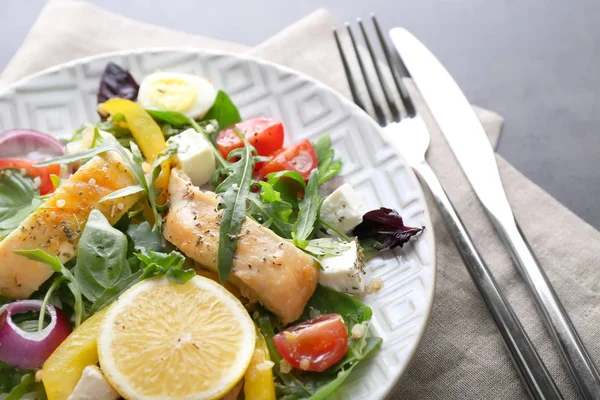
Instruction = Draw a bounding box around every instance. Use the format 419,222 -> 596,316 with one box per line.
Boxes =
98,276 -> 255,400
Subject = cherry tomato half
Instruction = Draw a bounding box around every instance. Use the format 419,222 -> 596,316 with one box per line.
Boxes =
273,313 -> 348,372
217,118 -> 284,159
0,158 -> 60,195
258,139 -> 318,181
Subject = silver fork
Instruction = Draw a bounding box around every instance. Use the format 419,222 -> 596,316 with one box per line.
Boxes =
335,16 -> 563,400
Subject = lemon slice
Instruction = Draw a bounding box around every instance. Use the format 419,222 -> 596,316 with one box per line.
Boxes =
97,276 -> 255,400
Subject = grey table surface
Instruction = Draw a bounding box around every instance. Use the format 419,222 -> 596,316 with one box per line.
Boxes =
2,0 -> 599,230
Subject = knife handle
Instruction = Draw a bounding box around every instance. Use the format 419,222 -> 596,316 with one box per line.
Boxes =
414,160 -> 563,400
492,218 -> 600,399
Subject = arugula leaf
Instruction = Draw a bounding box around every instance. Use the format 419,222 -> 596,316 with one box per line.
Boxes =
98,185 -> 145,203
303,238 -> 351,257
126,222 -> 164,255
14,249 -> 84,327
214,137 -> 256,283
0,170 -> 43,238
73,210 -> 131,302
313,134 -> 333,163
136,250 -> 195,284
266,171 -> 306,189
265,171 -> 306,206
293,169 -> 321,243
248,182 -> 294,238
202,90 -> 242,130
317,155 -> 342,186
312,134 -> 342,185
145,109 -> 191,128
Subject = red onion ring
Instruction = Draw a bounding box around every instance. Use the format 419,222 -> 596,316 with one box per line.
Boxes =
0,300 -> 72,369
0,129 -> 65,160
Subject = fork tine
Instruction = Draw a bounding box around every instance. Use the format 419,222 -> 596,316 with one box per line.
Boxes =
358,18 -> 400,122
371,14 -> 416,117
333,28 -> 366,112
346,22 -> 387,126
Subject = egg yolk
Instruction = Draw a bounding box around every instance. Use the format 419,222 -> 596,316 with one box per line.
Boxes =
148,78 -> 197,112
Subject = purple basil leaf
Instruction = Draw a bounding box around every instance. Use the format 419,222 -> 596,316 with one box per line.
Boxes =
97,62 -> 139,105
353,207 -> 424,251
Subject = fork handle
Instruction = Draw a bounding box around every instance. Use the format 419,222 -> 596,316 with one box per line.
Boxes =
414,160 -> 563,400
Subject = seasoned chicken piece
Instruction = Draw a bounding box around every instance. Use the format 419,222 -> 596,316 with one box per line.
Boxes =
163,169 -> 319,324
0,153 -> 141,298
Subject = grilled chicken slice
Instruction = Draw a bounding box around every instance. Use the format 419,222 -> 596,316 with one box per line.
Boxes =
0,153 -> 142,298
163,169 -> 319,324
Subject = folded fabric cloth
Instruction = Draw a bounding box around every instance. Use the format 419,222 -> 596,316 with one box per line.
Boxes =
2,1 -> 598,398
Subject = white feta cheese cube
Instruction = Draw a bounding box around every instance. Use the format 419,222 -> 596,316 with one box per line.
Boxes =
67,365 -> 120,400
168,128 -> 216,187
318,238 -> 365,294
320,183 -> 366,234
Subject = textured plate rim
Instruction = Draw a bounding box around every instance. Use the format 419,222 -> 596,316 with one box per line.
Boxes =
0,47 -> 437,399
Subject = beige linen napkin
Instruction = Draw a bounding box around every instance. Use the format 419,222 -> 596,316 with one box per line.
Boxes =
3,1 -> 599,399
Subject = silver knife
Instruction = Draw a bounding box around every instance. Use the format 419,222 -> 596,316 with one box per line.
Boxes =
389,27 -> 600,399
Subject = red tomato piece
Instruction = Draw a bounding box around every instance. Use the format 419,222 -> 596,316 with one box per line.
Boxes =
258,139 -> 318,180
217,118 -> 284,159
273,313 -> 348,372
0,158 -> 61,195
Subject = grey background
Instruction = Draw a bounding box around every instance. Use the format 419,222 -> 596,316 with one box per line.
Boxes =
2,0 -> 599,229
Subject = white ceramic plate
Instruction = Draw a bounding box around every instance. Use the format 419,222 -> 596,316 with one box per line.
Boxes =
0,49 -> 436,399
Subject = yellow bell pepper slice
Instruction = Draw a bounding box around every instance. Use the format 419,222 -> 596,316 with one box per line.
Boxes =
99,98 -> 166,162
98,98 -> 170,207
42,307 -> 108,400
244,328 -> 276,400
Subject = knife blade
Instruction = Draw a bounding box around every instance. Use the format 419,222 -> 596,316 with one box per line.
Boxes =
389,27 -> 600,399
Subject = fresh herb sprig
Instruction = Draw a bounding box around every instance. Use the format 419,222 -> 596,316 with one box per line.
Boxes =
293,169 -> 321,246
136,251 -> 195,284
214,131 -> 257,283
248,181 -> 294,238
313,134 -> 342,185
